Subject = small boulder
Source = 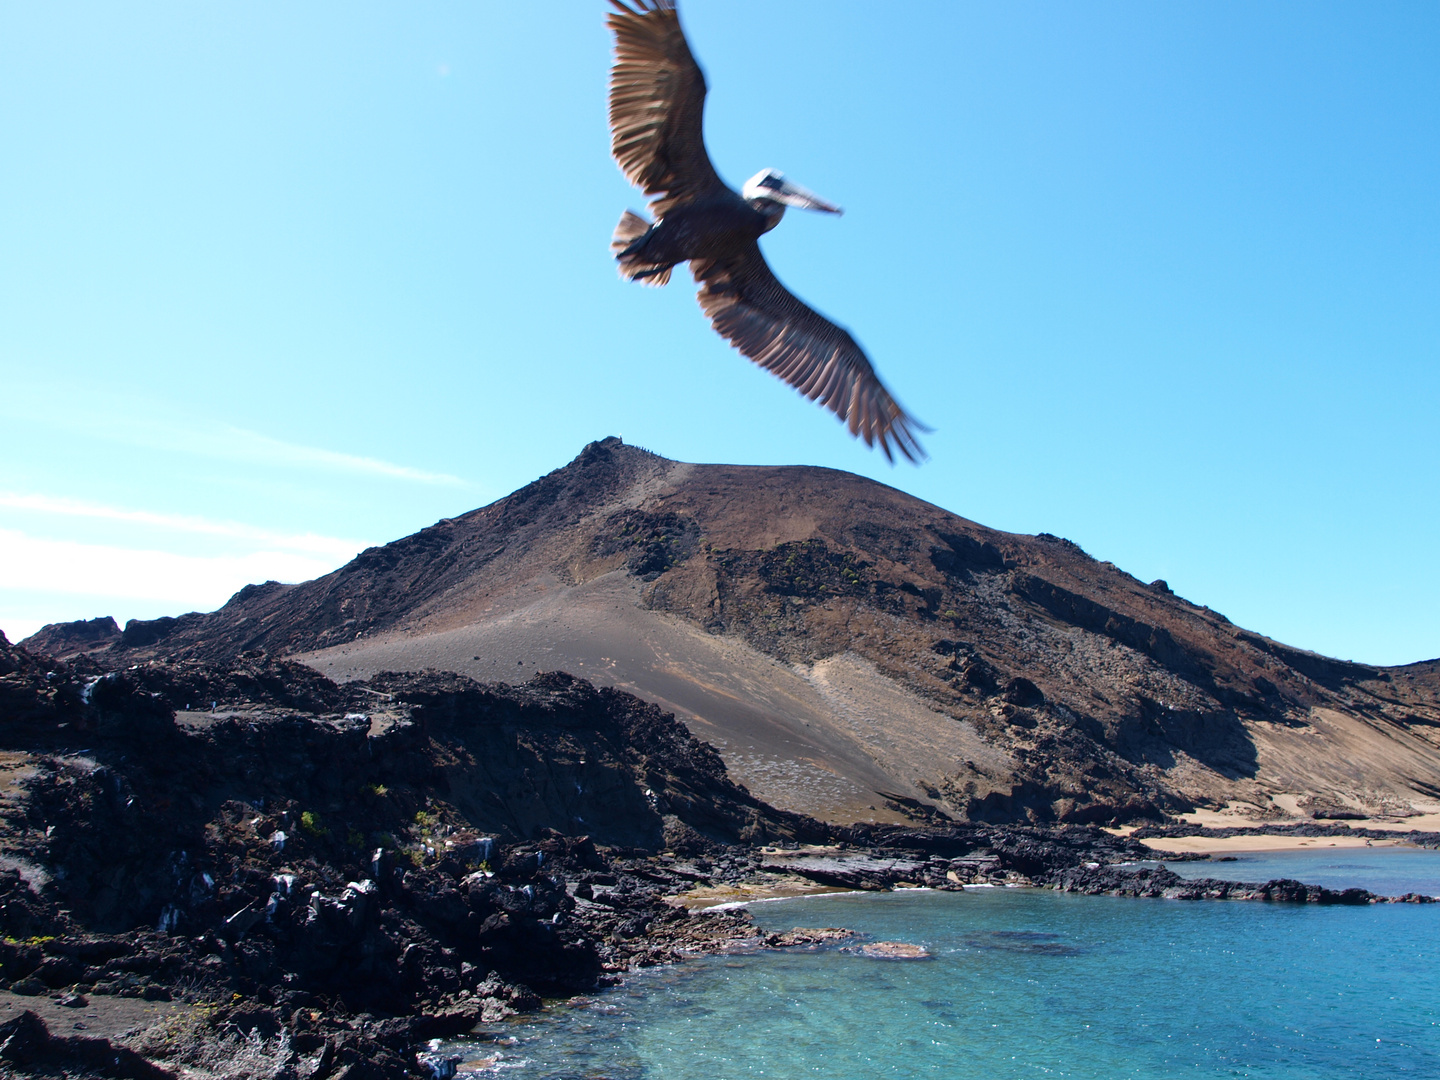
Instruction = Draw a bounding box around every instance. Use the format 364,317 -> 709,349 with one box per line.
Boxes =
1002,677 -> 1044,708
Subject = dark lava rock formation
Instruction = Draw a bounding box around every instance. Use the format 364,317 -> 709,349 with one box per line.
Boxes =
0,633 -> 825,936
0,631 -> 809,1077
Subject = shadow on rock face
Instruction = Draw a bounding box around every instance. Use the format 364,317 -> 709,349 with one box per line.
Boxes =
1107,696 -> 1260,780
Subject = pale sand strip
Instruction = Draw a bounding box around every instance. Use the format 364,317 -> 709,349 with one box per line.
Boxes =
1140,834 -> 1413,855
668,877 -> 855,911
1166,807 -> 1440,833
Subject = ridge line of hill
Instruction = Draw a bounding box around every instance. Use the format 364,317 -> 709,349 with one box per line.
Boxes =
22,438 -> 1440,828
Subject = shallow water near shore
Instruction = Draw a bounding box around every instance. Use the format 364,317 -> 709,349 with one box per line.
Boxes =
451,866 -> 1440,1078
1160,845 -> 1440,897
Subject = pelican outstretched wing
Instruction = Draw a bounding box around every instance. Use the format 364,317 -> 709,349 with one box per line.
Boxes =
693,245 -> 928,463
607,0 -> 726,217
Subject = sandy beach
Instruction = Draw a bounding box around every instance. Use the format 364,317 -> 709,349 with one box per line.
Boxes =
1170,805 -> 1440,833
669,878 -> 856,911
1137,833 -> 1416,855
1103,802 -> 1440,856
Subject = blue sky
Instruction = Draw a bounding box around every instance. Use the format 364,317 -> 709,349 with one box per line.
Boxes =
1,1 -> 1436,665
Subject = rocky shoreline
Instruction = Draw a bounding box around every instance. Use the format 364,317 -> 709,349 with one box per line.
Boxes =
1,632 -> 1434,1078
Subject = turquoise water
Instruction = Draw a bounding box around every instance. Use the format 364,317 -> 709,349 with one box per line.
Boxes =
1161,846 -> 1440,897
450,875 -> 1440,1078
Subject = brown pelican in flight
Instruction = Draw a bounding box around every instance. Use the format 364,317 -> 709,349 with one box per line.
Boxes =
607,0 -> 927,462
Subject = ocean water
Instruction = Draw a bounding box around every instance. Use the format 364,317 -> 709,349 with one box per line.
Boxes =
1161,846 -> 1440,897
446,859 -> 1440,1079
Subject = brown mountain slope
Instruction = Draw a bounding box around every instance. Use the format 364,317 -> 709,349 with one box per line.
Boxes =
27,437 -> 1440,826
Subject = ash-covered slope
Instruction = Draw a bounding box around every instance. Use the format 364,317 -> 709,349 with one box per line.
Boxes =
28,437 -> 1440,826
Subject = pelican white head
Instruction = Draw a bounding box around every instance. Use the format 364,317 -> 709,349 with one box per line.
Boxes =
742,168 -> 842,214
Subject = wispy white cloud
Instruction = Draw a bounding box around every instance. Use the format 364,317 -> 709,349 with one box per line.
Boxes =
0,491 -> 370,560
0,386 -> 469,486
0,496 -> 372,642
0,528 -> 339,607
208,425 -> 467,486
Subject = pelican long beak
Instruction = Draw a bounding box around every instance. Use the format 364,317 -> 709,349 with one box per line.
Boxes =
774,178 -> 842,215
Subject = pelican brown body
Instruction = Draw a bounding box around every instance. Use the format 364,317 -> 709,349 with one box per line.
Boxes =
607,0 -> 927,462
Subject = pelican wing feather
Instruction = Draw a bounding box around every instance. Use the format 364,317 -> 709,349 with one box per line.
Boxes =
607,0 -> 725,217
693,245 -> 927,463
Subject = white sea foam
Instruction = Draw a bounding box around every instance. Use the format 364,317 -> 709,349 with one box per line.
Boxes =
697,889 -> 868,912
